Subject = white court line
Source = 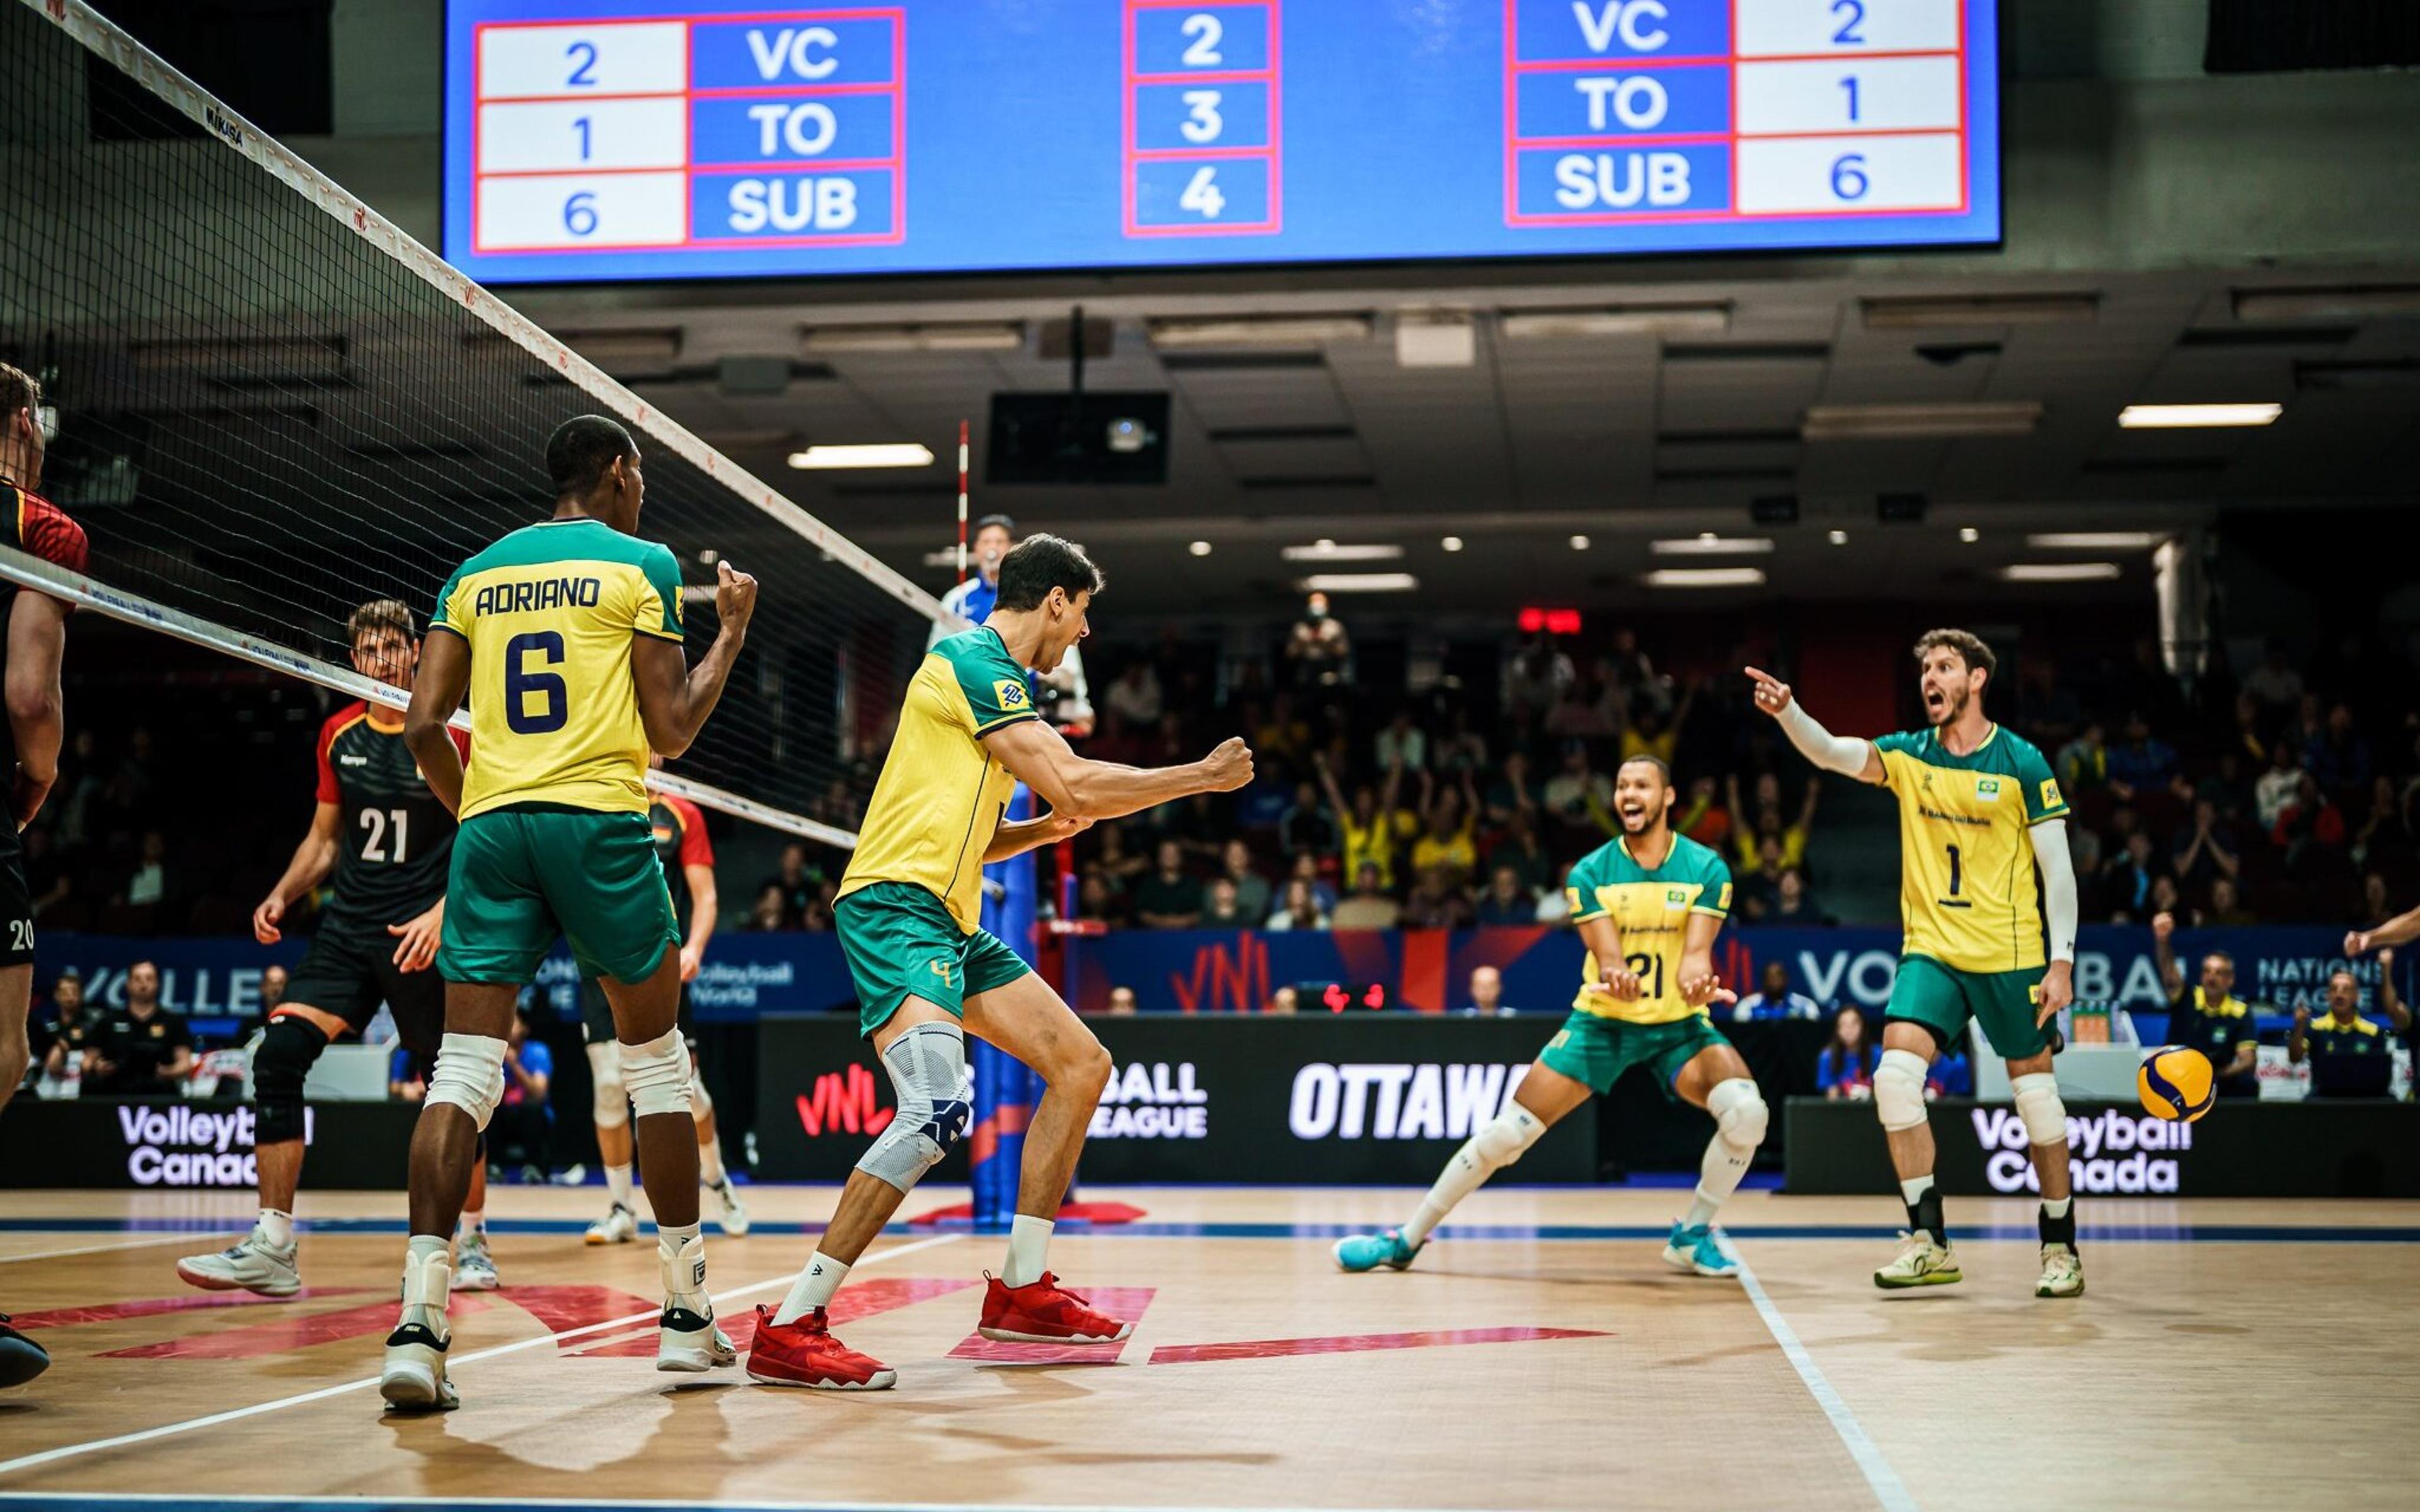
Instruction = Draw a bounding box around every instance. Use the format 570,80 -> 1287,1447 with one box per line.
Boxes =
0,1235 -> 204,1266
0,1232 -> 964,1480
0,1496 -> 1518,1512
1729,1247 -> 1920,1512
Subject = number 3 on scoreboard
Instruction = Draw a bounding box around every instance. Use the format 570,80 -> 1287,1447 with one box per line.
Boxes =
1179,166 -> 1224,219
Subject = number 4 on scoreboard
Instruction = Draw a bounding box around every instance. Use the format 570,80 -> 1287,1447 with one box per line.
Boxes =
1179,166 -> 1224,219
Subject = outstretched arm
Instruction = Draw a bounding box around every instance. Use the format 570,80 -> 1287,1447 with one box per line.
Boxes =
1677,911 -> 1737,1008
2030,819 -> 2080,1025
2348,903 -> 2420,956
632,561 -> 758,758
1743,667 -> 1885,785
985,718 -> 1253,822
1574,914 -> 1638,1000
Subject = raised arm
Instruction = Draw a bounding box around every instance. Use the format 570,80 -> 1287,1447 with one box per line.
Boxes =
2347,902 -> 2420,958
984,718 -> 1252,823
2150,910 -> 2185,1002
632,561 -> 757,759
1743,667 -> 1886,785
404,629 -> 473,816
6,589 -> 71,830
2029,818 -> 2080,1024
2378,949 -> 2411,1033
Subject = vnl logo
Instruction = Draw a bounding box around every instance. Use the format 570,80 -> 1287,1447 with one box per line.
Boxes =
795,1064 -> 894,1137
117,1104 -> 312,1187
1971,1107 -> 2190,1194
1289,1063 -> 1532,1141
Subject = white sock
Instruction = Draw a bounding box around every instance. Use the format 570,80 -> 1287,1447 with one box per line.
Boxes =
257,1208 -> 294,1248
1685,1131 -> 1756,1229
1899,1174 -> 1935,1206
2041,1196 -> 2072,1219
772,1249 -> 849,1326
1402,1106 -> 1542,1247
459,1208 -> 485,1238
698,1138 -> 726,1188
605,1163 -> 633,1208
657,1220 -> 706,1312
1002,1214 -> 1055,1288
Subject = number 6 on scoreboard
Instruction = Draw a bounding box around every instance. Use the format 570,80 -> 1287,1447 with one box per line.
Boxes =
1178,166 -> 1225,219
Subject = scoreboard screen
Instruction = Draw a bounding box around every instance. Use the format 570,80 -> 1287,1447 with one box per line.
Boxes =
441,0 -> 2002,284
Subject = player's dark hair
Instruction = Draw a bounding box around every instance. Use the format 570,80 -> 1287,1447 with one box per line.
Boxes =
974,513 -> 1017,537
995,533 -> 1104,611
347,598 -> 415,648
1913,627 -> 1997,684
547,414 -> 638,500
1616,753 -> 1673,788
0,362 -> 37,421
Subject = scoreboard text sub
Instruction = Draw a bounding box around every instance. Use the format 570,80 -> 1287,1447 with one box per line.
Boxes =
1124,0 -> 1282,238
1506,0 -> 1968,224
470,10 -> 904,255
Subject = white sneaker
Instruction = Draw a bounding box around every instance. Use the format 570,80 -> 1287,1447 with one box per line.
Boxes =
585,1203 -> 638,1246
655,1231 -> 732,1372
176,1231 -> 301,1298
1872,1231 -> 1962,1290
2036,1244 -> 2085,1298
709,1180 -> 750,1237
454,1234 -> 499,1292
379,1251 -> 458,1412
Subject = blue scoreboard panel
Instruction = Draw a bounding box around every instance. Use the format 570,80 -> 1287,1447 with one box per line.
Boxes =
441,1 -> 2000,284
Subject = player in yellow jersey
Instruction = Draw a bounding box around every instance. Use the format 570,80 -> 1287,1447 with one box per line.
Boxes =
1334,755 -> 1768,1280
379,416 -> 759,1410
746,534 -> 1252,1392
1746,628 -> 2085,1298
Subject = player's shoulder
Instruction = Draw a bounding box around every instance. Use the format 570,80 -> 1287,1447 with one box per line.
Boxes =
1572,835 -> 1632,881
2,479 -> 90,570
319,701 -> 373,742
663,792 -> 708,827
1993,726 -> 2054,768
1874,728 -> 1930,757
931,624 -> 1011,667
1669,833 -> 1729,879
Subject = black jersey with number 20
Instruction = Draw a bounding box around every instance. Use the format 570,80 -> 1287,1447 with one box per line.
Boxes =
314,704 -> 467,933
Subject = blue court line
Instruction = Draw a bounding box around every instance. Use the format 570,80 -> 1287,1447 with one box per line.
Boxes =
0,1499 -> 1264,1512
6,1217 -> 2419,1244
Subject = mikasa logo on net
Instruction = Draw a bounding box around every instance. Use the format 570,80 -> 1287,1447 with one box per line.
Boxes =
1971,1107 -> 2189,1194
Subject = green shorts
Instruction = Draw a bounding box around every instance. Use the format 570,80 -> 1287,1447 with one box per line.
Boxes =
834,881 -> 1032,1036
437,804 -> 679,987
1538,1011 -> 1729,1098
1887,955 -> 2051,1059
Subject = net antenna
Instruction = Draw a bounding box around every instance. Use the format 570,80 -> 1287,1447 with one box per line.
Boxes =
3,0 -> 949,850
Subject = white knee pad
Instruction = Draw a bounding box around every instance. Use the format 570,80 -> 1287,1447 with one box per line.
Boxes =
620,1029 -> 694,1120
858,1021 -> 971,1193
1705,1077 -> 1768,1149
425,1034 -> 509,1131
1874,1048 -> 1930,1133
586,1040 -> 628,1129
1473,1104 -> 1548,1169
688,1068 -> 714,1118
2012,1072 -> 2068,1147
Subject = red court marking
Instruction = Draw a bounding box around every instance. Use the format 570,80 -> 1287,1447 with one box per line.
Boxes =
101,1297 -> 494,1361
498,1285 -> 660,1341
909,1200 -> 1147,1226
947,1286 -> 1155,1365
1148,1326 -> 1605,1365
8,1288 -> 366,1331
569,1276 -> 981,1358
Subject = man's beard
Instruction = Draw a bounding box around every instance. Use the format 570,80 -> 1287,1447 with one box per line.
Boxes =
1930,687 -> 1967,726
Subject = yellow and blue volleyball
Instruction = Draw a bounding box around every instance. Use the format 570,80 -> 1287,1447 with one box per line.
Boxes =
2138,1046 -> 2216,1122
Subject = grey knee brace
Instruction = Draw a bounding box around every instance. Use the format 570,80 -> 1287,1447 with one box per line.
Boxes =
856,1021 -> 971,1194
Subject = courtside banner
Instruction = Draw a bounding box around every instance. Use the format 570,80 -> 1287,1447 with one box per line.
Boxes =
0,1097 -> 419,1189
1782,1097 -> 2420,1198
756,1013 -> 1599,1184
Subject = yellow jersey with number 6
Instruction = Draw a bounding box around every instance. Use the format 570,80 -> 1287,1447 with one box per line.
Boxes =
1874,724 -> 2068,973
430,517 -> 684,822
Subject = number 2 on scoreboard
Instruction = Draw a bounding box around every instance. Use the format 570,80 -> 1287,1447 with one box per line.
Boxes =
1179,166 -> 1225,219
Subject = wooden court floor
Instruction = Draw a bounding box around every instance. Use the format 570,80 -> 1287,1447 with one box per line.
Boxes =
2,1183 -> 2414,1511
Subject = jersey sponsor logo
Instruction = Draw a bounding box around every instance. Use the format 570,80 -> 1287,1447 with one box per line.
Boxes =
1715,882 -> 1734,912
993,678 -> 1030,711
1664,886 -> 1688,909
1288,1062 -> 1533,1141
471,575 -> 604,616
2040,777 -> 2063,809
1975,777 -> 2002,801
1090,1059 -> 1209,1140
338,753 -> 369,766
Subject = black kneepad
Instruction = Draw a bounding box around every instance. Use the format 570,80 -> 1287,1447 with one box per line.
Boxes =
251,1017 -> 327,1144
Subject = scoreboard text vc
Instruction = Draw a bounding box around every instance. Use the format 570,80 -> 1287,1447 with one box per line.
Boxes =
442,1 -> 2001,283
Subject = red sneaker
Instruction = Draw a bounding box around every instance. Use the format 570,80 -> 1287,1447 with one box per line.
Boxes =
744,1305 -> 896,1390
977,1271 -> 1134,1345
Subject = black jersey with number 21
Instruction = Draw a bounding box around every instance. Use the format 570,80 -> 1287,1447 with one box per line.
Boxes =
313,704 -> 467,932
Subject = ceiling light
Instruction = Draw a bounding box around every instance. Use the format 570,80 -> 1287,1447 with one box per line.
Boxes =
1569,535 -> 1591,551
1645,568 -> 1766,588
1803,401 -> 2043,440
1828,530 -> 1849,545
1147,314 -> 1374,349
788,443 -> 935,469
1959,527 -> 1980,543
2000,563 -> 2123,583
2116,403 -> 2281,429
1188,540 -> 1213,557
802,322 -> 1023,353
1441,536 -> 1464,553
2233,286 -> 2420,323
1860,294 -> 2098,329
2027,532 -> 2162,549
1651,536 -> 1775,556
1498,304 -> 1731,340
1298,573 -> 1419,593
1281,542 -> 1403,563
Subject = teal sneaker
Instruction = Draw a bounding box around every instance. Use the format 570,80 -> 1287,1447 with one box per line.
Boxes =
1659,1222 -> 1737,1278
1332,1228 -> 1422,1273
